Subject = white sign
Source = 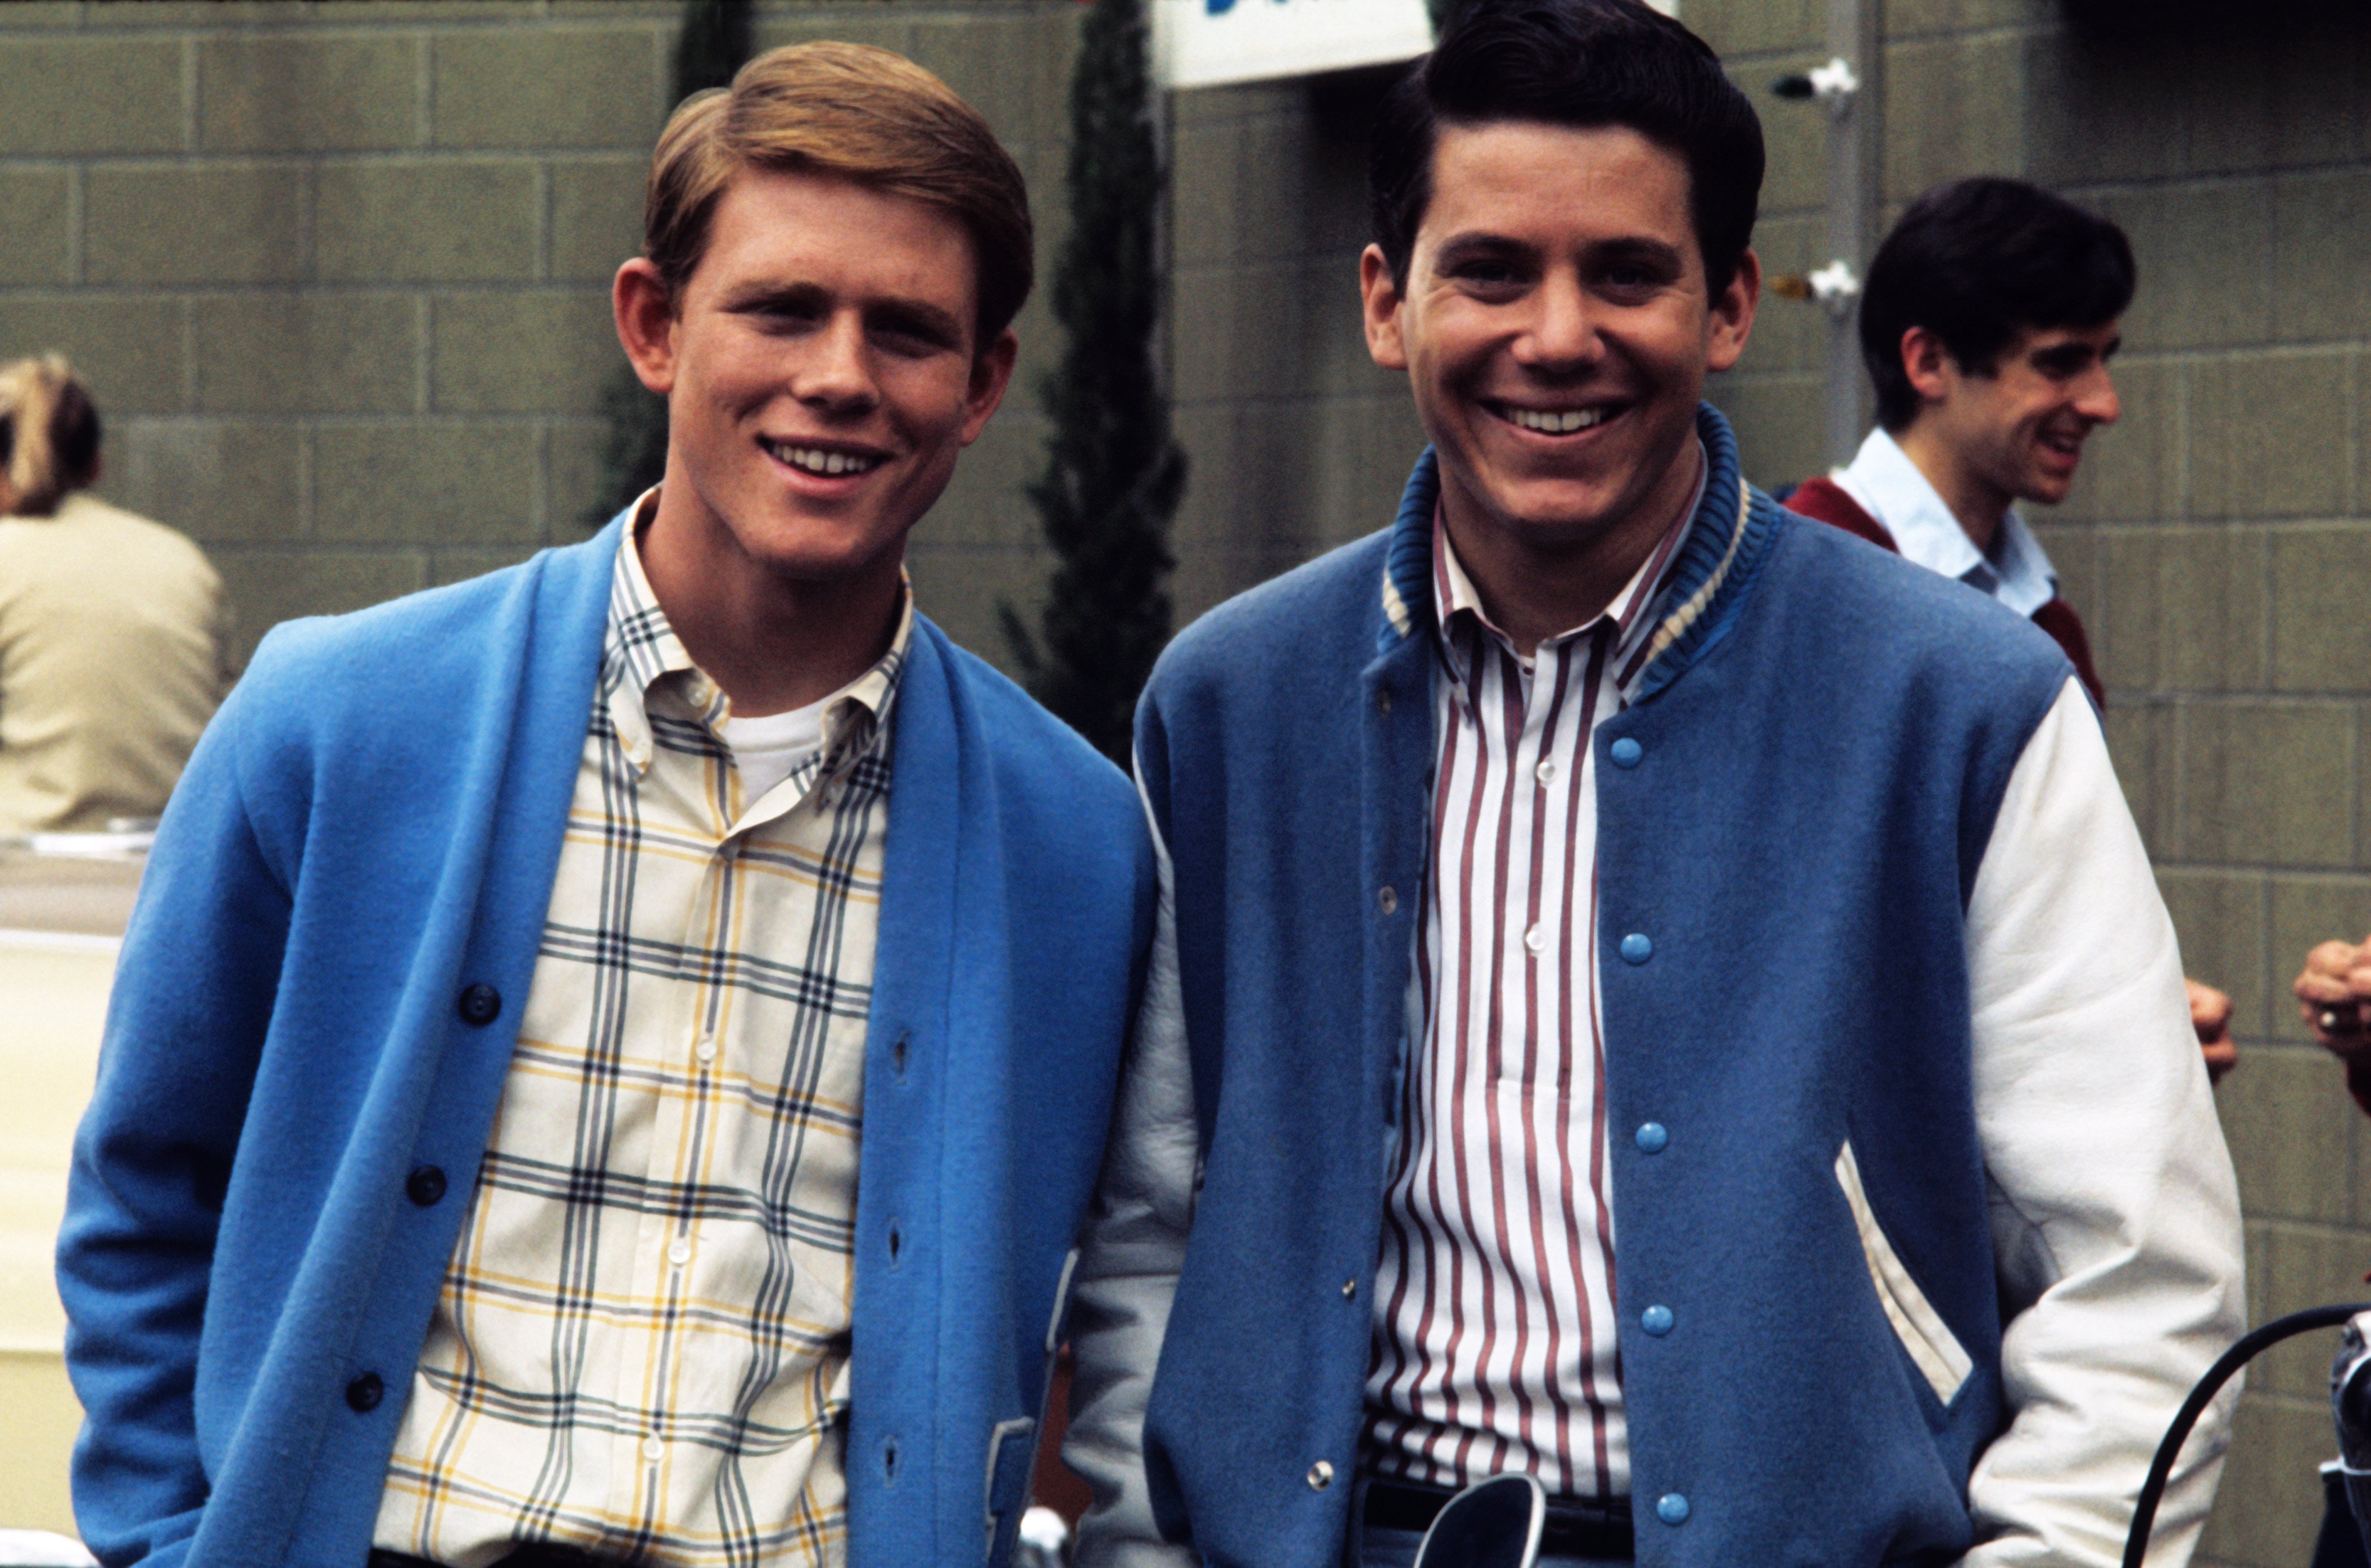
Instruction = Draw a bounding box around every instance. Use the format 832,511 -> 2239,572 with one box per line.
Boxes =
1152,0 -> 1683,92
1152,0 -> 1435,90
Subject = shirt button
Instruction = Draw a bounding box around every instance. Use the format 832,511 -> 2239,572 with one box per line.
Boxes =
1307,1460 -> 1334,1490
1642,1304 -> 1674,1336
668,1239 -> 691,1266
695,1035 -> 717,1064
642,1434 -> 665,1462
1620,932 -> 1653,965
1378,886 -> 1399,916
1635,1122 -> 1669,1153
1535,759 -> 1557,786
1611,736 -> 1644,768
1524,923 -> 1544,955
1657,1493 -> 1691,1525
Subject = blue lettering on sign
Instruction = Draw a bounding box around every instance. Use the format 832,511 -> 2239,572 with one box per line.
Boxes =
1206,0 -> 1235,11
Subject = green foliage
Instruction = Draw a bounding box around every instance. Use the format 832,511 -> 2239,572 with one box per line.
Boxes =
1003,0 -> 1186,765
584,0 -> 754,528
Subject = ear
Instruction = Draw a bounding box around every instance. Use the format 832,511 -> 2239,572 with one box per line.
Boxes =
614,257 -> 680,396
1360,244 -> 1410,371
959,327 -> 1019,446
1898,325 -> 1956,407
1704,247 -> 1761,373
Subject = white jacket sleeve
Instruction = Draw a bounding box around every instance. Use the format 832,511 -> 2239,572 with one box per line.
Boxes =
1064,773 -> 1201,1568
1962,677 -> 2247,1567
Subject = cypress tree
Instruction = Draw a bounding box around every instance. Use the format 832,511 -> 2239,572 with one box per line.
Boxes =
1003,0 -> 1186,765
585,0 -> 754,527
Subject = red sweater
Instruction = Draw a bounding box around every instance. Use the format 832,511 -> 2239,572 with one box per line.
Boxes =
1786,475 -> 2106,708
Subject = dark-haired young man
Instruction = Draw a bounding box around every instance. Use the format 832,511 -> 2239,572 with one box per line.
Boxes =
1785,178 -> 2239,1084
1064,4 -> 2242,1566
60,43 -> 1149,1568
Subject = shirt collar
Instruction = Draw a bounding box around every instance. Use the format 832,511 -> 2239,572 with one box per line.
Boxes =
1430,439 -> 1706,686
1833,427 -> 2059,618
601,488 -> 911,782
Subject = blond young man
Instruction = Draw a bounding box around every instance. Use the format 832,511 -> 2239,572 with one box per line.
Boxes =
59,44 -> 1152,1568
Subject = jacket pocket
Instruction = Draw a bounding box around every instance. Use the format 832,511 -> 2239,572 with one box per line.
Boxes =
1834,1139 -> 1972,1405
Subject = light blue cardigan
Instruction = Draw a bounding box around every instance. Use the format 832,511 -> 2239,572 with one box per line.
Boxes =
58,518 -> 1155,1568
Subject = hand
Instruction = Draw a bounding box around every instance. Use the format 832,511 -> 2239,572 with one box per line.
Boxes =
2187,977 -> 2236,1085
2295,939 -> 2371,1059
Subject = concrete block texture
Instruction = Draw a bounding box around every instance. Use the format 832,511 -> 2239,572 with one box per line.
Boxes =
0,168 -> 72,286
2217,1043 -> 2358,1223
314,160 -> 539,284
1677,0 -> 1820,58
2273,528 -> 2371,695
211,546 -> 429,669
2175,700 -> 2355,868
1882,32 -> 2028,202
198,34 -> 421,153
192,293 -> 418,415
2188,353 -> 2352,522
550,156 -> 646,282
311,422 -> 540,546
431,26 -> 665,151
0,37 -> 183,156
2198,1392 -> 2334,1568
432,290 -> 619,414
2091,525 -> 2270,696
2273,169 -> 2371,346
101,419 -> 302,544
2097,182 -> 2273,356
84,164 -> 304,287
2159,866 -> 2270,1037
0,296 -> 187,416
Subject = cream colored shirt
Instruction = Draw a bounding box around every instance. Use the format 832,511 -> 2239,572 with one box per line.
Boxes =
0,491 -> 230,833
374,520 -> 907,1568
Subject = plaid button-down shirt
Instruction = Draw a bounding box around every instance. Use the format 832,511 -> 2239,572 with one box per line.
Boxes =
374,515 -> 908,1568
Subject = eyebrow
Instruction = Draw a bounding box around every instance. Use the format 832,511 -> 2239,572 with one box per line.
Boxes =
717,280 -> 967,347
1430,231 -> 1687,271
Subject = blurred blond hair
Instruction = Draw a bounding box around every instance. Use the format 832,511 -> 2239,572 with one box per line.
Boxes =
0,354 -> 102,518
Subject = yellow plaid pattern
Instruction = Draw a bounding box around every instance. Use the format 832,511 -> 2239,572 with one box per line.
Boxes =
373,520 -> 908,1568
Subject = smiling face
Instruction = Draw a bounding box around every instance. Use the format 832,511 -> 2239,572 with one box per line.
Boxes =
1914,321 -> 2121,510
624,165 -> 1014,590
1362,120 -> 1756,575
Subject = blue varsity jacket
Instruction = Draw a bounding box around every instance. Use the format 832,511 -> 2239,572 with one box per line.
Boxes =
1130,405 -> 2077,1566
57,516 -> 1155,1568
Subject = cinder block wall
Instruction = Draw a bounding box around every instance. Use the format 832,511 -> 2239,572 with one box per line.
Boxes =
0,0 -> 1076,670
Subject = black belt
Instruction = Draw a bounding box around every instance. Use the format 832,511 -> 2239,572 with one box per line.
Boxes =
369,1547 -> 628,1568
1362,1478 -> 1634,1560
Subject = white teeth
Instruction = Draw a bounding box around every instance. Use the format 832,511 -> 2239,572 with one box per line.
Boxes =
767,440 -> 881,476
1508,406 -> 1612,434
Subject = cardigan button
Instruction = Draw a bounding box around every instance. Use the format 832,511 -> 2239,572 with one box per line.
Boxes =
346,1372 -> 384,1413
1641,1304 -> 1674,1336
1619,933 -> 1653,964
405,1166 -> 447,1207
1342,1279 -> 1358,1300
1656,1493 -> 1690,1525
1635,1122 -> 1669,1153
1307,1460 -> 1334,1490
1378,886 -> 1399,916
1376,688 -> 1393,717
1610,736 -> 1643,768
457,983 -> 501,1026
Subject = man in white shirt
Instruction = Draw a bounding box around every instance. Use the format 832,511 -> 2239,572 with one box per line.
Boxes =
1787,175 -> 2235,1081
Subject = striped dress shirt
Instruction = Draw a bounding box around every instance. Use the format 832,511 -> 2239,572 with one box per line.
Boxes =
374,516 -> 907,1568
1363,459 -> 1702,1501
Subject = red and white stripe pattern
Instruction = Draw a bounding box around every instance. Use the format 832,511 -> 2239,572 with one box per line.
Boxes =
1362,484 -> 1696,1501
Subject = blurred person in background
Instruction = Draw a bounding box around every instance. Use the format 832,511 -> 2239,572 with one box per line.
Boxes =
0,354 -> 231,836
1785,178 -> 2237,1082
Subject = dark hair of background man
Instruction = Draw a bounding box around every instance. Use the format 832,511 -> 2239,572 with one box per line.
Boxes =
1367,0 -> 1765,295
1860,176 -> 2137,432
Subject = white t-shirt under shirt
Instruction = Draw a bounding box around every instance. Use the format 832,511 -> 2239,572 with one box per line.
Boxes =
722,696 -> 829,805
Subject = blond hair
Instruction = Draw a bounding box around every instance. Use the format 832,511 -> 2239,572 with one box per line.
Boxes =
0,355 -> 102,518
644,41 -> 1034,343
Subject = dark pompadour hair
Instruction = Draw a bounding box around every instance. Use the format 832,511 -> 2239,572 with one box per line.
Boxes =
1862,177 -> 2136,432
1368,0 -> 1764,295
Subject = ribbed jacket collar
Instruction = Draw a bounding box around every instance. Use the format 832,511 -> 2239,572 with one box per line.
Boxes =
1376,401 -> 1779,703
